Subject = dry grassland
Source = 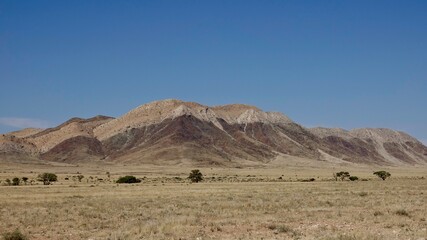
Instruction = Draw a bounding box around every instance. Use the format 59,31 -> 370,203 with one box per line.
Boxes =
0,164 -> 426,240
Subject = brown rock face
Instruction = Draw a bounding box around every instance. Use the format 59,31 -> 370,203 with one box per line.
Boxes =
310,127 -> 427,165
102,115 -> 276,165
1,99 -> 426,166
321,136 -> 386,164
41,136 -> 105,163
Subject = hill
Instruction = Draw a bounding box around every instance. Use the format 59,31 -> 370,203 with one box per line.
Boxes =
1,99 -> 426,166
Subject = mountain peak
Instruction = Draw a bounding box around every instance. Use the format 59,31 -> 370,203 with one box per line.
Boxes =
94,100 -> 294,140
213,103 -> 261,112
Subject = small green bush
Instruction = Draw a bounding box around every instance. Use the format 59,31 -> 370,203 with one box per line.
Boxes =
2,229 -> 28,240
116,176 -> 141,184
349,176 -> 358,181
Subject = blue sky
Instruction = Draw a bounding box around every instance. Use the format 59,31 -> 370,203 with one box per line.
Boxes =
1,1 -> 426,144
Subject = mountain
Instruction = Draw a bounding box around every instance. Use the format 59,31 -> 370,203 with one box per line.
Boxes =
1,99 -> 426,166
1,116 -> 113,163
310,127 -> 427,165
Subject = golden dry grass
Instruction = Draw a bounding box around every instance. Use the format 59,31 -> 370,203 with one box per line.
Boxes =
0,164 -> 426,240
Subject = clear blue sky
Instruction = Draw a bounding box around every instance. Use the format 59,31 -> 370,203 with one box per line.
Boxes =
1,0 -> 426,144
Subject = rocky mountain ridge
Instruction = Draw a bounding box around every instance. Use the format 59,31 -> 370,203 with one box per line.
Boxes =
1,99 -> 426,166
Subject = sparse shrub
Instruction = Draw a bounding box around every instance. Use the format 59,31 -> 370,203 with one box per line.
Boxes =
2,229 -> 28,240
395,209 -> 410,217
188,169 -> 203,183
12,177 -> 20,186
21,177 -> 28,184
301,178 -> 316,182
373,171 -> 391,180
116,176 -> 141,184
349,176 -> 358,181
5,179 -> 11,186
334,171 -> 350,181
37,173 -> 58,185
77,175 -> 84,182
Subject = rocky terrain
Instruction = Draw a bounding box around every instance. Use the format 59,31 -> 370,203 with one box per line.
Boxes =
1,99 -> 426,166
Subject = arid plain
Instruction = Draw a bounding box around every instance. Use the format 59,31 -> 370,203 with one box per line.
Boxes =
1,159 -> 426,240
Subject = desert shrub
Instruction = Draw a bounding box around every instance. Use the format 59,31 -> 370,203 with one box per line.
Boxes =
300,178 -> 315,182
37,173 -> 58,185
21,177 -> 28,184
395,209 -> 410,217
77,175 -> 84,182
349,176 -> 359,181
5,179 -> 11,186
2,229 -> 28,240
188,169 -> 203,183
116,176 -> 141,184
373,171 -> 391,180
12,177 -> 20,186
334,171 -> 350,181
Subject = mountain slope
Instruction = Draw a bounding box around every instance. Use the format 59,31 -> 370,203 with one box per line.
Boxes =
311,127 -> 427,165
1,99 -> 426,166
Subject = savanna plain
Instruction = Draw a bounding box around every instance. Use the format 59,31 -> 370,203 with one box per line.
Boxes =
0,162 -> 426,240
